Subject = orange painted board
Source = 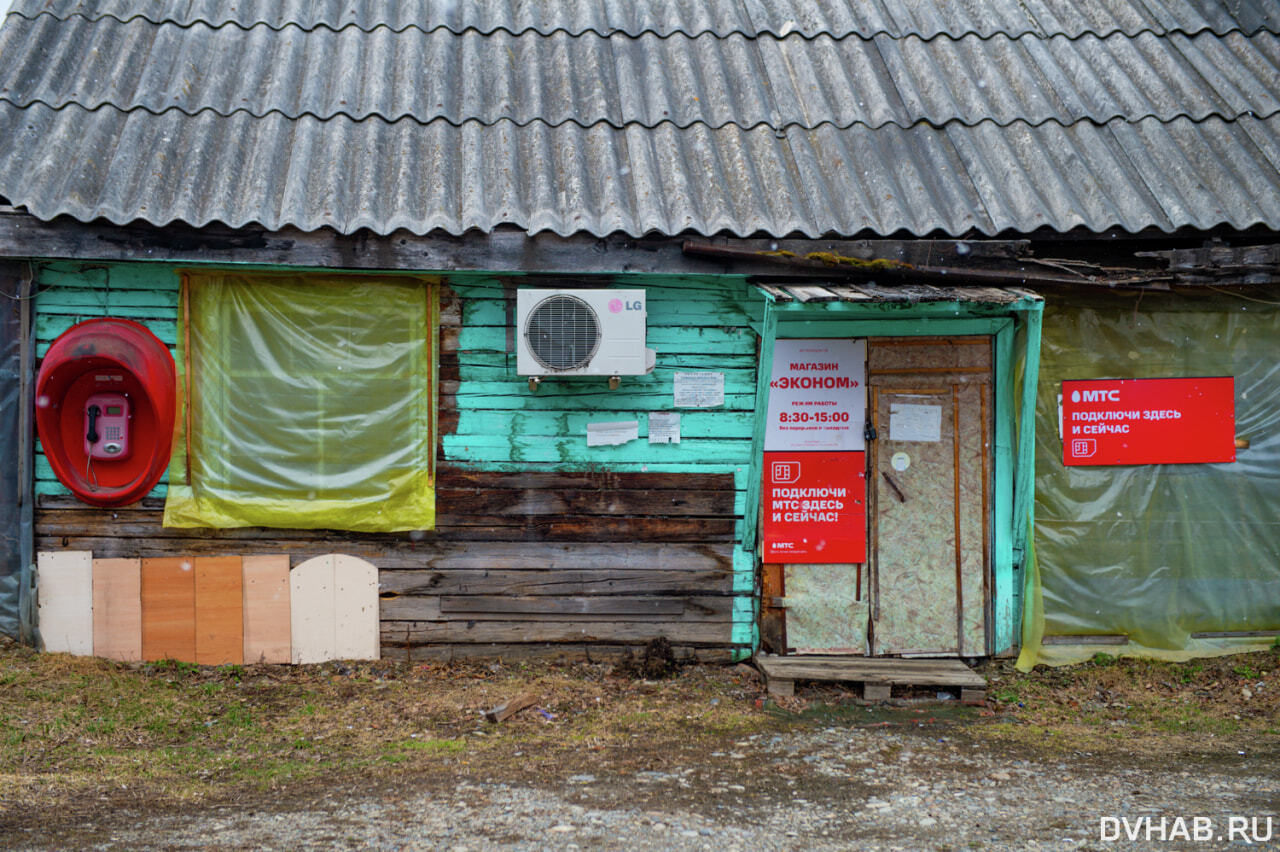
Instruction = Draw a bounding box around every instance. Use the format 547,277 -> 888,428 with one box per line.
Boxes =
141,557 -> 196,662
92,558 -> 142,662
243,555 -> 290,664
195,556 -> 244,665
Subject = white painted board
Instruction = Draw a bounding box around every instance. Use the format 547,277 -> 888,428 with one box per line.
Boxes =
332,555 -> 379,661
291,554 -> 379,663
37,551 -> 93,655
291,554 -> 335,664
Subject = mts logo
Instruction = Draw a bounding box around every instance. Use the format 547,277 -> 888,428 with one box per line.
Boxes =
1071,388 -> 1119,403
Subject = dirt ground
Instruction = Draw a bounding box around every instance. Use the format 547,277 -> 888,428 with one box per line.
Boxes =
2,639 -> 1277,850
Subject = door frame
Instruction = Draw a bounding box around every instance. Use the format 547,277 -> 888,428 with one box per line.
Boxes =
745,295 -> 1043,657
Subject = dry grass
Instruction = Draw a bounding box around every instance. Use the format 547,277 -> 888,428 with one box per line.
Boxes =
3,635 -> 1277,831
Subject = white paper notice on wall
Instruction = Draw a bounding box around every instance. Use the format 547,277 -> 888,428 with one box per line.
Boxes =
673,372 -> 724,408
587,420 -> 639,446
889,403 -> 943,442
648,412 -> 681,444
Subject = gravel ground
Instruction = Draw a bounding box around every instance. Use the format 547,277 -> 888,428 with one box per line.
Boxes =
18,725 -> 1278,851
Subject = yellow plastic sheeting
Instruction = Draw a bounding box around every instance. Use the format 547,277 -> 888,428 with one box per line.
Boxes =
164,273 -> 437,532
1018,291 -> 1280,668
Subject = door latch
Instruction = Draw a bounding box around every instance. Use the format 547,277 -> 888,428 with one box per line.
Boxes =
863,422 -> 877,443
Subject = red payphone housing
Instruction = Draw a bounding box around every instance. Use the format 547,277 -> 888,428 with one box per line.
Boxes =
36,318 -> 177,507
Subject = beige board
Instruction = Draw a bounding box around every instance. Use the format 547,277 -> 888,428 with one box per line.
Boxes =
37,551 -> 93,655
92,558 -> 142,662
869,337 -> 991,657
243,555 -> 291,664
783,563 -> 869,654
291,554 -> 380,664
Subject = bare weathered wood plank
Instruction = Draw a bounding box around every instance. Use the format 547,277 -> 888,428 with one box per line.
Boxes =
37,514 -> 737,546
438,595 -> 685,616
380,594 -> 737,621
379,642 -> 739,664
36,537 -> 737,570
754,655 -> 985,688
381,619 -> 732,645
380,567 -> 732,596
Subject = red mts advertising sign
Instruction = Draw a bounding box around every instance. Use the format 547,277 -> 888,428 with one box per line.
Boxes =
1061,377 -> 1235,466
762,451 -> 866,563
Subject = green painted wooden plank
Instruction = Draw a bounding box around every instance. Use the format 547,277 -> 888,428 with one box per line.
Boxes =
459,363 -> 756,385
36,287 -> 179,309
37,262 -> 181,291
773,300 -> 1020,319
732,546 -> 755,595
775,318 -> 1010,337
454,392 -> 756,412
742,301 -> 776,553
36,304 -> 178,321
1008,305 -> 1043,654
36,315 -> 177,344
443,435 -> 751,465
992,322 -> 1017,655
455,409 -> 755,439
457,324 -> 753,353
445,460 -> 748,476
464,300 -> 757,327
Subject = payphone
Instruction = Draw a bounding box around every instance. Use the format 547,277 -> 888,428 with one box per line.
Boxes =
83,391 -> 131,460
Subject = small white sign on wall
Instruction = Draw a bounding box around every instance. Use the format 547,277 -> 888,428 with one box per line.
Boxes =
673,372 -> 724,408
648,412 -> 681,444
889,403 -> 943,443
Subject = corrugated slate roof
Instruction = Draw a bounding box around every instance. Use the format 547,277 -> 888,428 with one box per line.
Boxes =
3,17 -> 1278,130
0,1 -> 1277,238
11,0 -> 1279,38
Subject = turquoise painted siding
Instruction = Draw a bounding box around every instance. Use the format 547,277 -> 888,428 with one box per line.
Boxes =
32,264 -> 762,653
33,262 -> 181,498
444,275 -> 760,648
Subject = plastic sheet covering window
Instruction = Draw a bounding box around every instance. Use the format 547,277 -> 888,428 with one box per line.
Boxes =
163,273 -> 437,532
1019,290 -> 1280,668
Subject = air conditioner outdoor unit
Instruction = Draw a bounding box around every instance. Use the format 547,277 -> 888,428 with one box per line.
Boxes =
516,289 -> 655,377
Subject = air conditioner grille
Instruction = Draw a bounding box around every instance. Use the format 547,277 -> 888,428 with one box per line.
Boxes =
524,294 -> 601,371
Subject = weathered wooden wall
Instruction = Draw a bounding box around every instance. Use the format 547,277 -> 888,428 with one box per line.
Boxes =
32,263 -> 759,661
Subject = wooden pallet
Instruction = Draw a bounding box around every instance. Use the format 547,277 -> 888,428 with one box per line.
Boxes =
754,654 -> 987,704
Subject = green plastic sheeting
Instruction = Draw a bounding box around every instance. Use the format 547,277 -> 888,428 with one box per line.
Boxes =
164,272 -> 438,532
1019,290 -> 1280,668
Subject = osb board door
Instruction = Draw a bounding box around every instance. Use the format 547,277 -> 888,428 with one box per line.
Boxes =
195,556 -> 244,665
37,551 -> 93,655
783,564 -> 869,654
141,557 -> 196,662
93,558 -> 142,662
869,337 -> 990,657
243,555 -> 291,665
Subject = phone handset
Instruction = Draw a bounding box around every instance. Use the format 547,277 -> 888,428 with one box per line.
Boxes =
86,404 -> 101,446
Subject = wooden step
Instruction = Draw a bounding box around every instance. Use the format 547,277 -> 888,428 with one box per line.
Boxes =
755,653 -> 986,703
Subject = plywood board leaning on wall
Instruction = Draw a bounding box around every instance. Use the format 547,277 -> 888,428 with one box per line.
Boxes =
92,558 -> 141,661
37,550 -> 93,654
243,554 -> 290,664
292,554 -> 380,664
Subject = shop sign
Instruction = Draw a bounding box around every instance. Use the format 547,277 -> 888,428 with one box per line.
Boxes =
762,451 -> 866,563
764,338 -> 866,452
1061,377 -> 1235,466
